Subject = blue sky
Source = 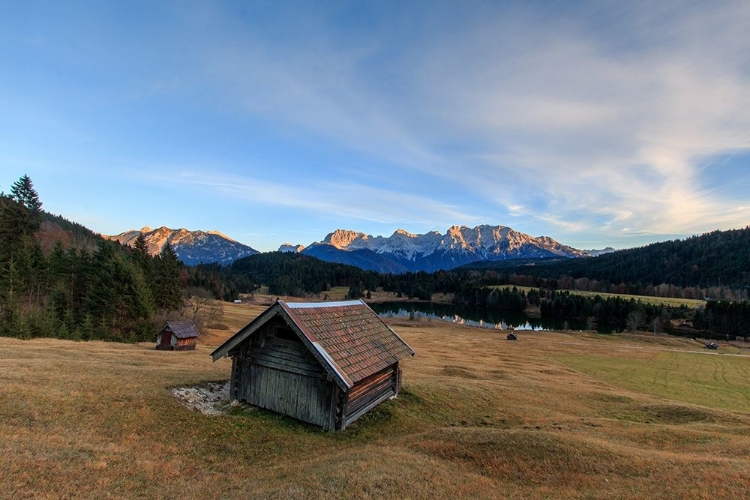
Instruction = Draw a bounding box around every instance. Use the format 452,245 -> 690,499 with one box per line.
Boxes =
2,1 -> 749,252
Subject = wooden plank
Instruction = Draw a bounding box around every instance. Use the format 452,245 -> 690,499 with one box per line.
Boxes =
270,369 -> 281,414
309,379 -> 328,428
250,345 -> 322,366
271,336 -> 305,349
229,357 -> 237,400
348,370 -> 394,399
250,357 -> 327,380
239,359 -> 247,402
250,364 -> 258,405
250,346 -> 308,362
264,339 -> 306,354
287,371 -> 299,417
250,358 -> 323,379
327,385 -> 338,431
249,350 -> 325,374
345,389 -> 396,428
262,367 -> 273,412
349,369 -> 396,405
301,377 -> 314,423
348,380 -> 395,415
264,339 -> 308,355
283,371 -> 295,417
251,363 -> 261,406
349,366 -> 395,391
340,391 -> 349,431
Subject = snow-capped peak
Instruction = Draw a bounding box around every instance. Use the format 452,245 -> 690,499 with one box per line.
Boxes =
308,224 -> 584,263
302,224 -> 587,273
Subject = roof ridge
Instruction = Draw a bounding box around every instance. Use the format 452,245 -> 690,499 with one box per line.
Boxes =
285,300 -> 364,309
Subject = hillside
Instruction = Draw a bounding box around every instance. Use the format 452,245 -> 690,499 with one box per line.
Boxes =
227,251 -> 380,296
3,305 -> 749,499
488,227 -> 750,289
30,211 -> 104,254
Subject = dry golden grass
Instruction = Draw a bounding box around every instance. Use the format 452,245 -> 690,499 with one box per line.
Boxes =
2,303 -> 750,499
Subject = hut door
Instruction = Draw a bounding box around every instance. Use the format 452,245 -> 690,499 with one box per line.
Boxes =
160,331 -> 172,349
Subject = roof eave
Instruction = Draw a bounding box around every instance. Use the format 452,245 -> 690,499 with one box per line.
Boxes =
210,303 -> 281,362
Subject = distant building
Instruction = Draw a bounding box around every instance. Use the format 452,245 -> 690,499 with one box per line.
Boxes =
156,320 -> 199,351
211,300 -> 415,431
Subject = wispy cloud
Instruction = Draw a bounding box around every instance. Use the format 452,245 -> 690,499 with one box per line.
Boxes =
167,2 -> 750,244
6,1 -> 749,249
135,168 -> 479,229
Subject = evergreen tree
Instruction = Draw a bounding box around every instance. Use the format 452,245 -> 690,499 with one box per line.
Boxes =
87,241 -> 154,338
9,175 -> 42,231
153,242 -> 183,311
0,195 -> 33,261
132,234 -> 152,275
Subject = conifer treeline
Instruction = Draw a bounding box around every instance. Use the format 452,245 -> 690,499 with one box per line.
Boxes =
472,228 -> 750,300
3,173 -> 748,341
215,250 -> 747,337
0,176 -> 184,341
453,286 -> 689,332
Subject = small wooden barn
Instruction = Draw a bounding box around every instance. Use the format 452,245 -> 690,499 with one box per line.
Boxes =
211,300 -> 415,431
156,320 -> 199,351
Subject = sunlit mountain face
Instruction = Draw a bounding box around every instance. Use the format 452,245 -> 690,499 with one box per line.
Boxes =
108,226 -> 259,266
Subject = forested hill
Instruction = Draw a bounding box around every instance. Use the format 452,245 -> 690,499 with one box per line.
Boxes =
486,227 -> 750,289
1,175 -> 186,341
38,211 -> 104,252
226,252 -> 381,296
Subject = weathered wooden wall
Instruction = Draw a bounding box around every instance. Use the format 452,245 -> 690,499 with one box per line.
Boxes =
174,337 -> 196,351
232,318 -> 337,430
340,364 -> 398,429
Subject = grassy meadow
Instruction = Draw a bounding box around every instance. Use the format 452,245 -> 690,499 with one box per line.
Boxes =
493,285 -> 706,309
2,301 -> 750,499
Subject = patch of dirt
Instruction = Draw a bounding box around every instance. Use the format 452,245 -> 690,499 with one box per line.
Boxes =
171,381 -> 238,416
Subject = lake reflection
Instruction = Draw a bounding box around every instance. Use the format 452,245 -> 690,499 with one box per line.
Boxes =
370,301 -> 581,331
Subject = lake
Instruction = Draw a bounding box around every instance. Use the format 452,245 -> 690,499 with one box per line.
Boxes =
370,301 -> 585,331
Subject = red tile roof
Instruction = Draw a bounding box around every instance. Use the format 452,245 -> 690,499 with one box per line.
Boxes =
211,300 -> 414,390
281,300 -> 414,385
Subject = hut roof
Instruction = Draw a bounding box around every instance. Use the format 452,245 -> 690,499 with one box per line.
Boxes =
164,320 -> 199,339
210,300 -> 414,390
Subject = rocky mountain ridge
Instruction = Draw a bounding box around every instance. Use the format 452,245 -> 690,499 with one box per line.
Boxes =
108,226 -> 258,266
290,224 -> 587,273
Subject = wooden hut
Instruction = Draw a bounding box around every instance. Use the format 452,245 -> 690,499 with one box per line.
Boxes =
156,320 -> 199,351
211,300 -> 415,431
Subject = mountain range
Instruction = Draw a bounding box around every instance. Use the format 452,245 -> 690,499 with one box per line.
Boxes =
284,225 -> 590,273
108,226 -> 259,266
108,224 -> 611,272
